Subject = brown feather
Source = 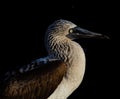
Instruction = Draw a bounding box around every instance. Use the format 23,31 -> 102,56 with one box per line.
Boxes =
0,60 -> 67,99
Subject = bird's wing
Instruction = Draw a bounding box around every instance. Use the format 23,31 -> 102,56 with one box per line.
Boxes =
0,57 -> 67,99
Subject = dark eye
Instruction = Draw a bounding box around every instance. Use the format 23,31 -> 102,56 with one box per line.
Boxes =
69,28 -> 74,33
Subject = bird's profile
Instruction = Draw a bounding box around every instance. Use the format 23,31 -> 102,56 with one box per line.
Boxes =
0,19 -> 108,99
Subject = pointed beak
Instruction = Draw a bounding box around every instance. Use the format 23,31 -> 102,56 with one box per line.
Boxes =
73,27 -> 109,39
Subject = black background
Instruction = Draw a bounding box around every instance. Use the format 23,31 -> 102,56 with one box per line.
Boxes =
0,1 -> 116,99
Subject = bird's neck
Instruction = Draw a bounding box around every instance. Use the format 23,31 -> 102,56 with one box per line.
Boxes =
47,37 -> 86,99
47,36 -> 77,62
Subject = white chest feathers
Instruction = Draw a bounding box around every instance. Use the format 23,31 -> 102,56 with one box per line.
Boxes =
48,42 -> 86,99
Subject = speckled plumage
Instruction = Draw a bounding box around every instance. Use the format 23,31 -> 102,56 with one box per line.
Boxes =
0,19 -> 86,99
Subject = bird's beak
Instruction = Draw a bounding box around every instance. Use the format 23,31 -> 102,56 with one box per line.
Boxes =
70,27 -> 109,39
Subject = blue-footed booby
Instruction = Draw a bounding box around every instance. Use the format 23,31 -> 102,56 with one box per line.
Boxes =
0,19 -> 108,99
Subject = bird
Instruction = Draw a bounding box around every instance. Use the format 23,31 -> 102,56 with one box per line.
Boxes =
0,19 -> 108,99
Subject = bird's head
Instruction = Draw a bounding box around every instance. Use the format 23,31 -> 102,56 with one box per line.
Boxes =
45,19 -> 109,57
45,19 -> 109,41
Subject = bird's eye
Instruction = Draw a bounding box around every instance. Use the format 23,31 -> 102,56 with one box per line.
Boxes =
69,28 -> 74,33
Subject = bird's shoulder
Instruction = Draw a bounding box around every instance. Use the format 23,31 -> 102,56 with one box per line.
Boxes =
0,56 -> 67,83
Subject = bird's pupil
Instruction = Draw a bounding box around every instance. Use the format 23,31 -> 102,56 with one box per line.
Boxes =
69,29 -> 73,33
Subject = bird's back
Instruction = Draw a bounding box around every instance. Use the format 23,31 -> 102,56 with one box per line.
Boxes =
0,60 -> 67,99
